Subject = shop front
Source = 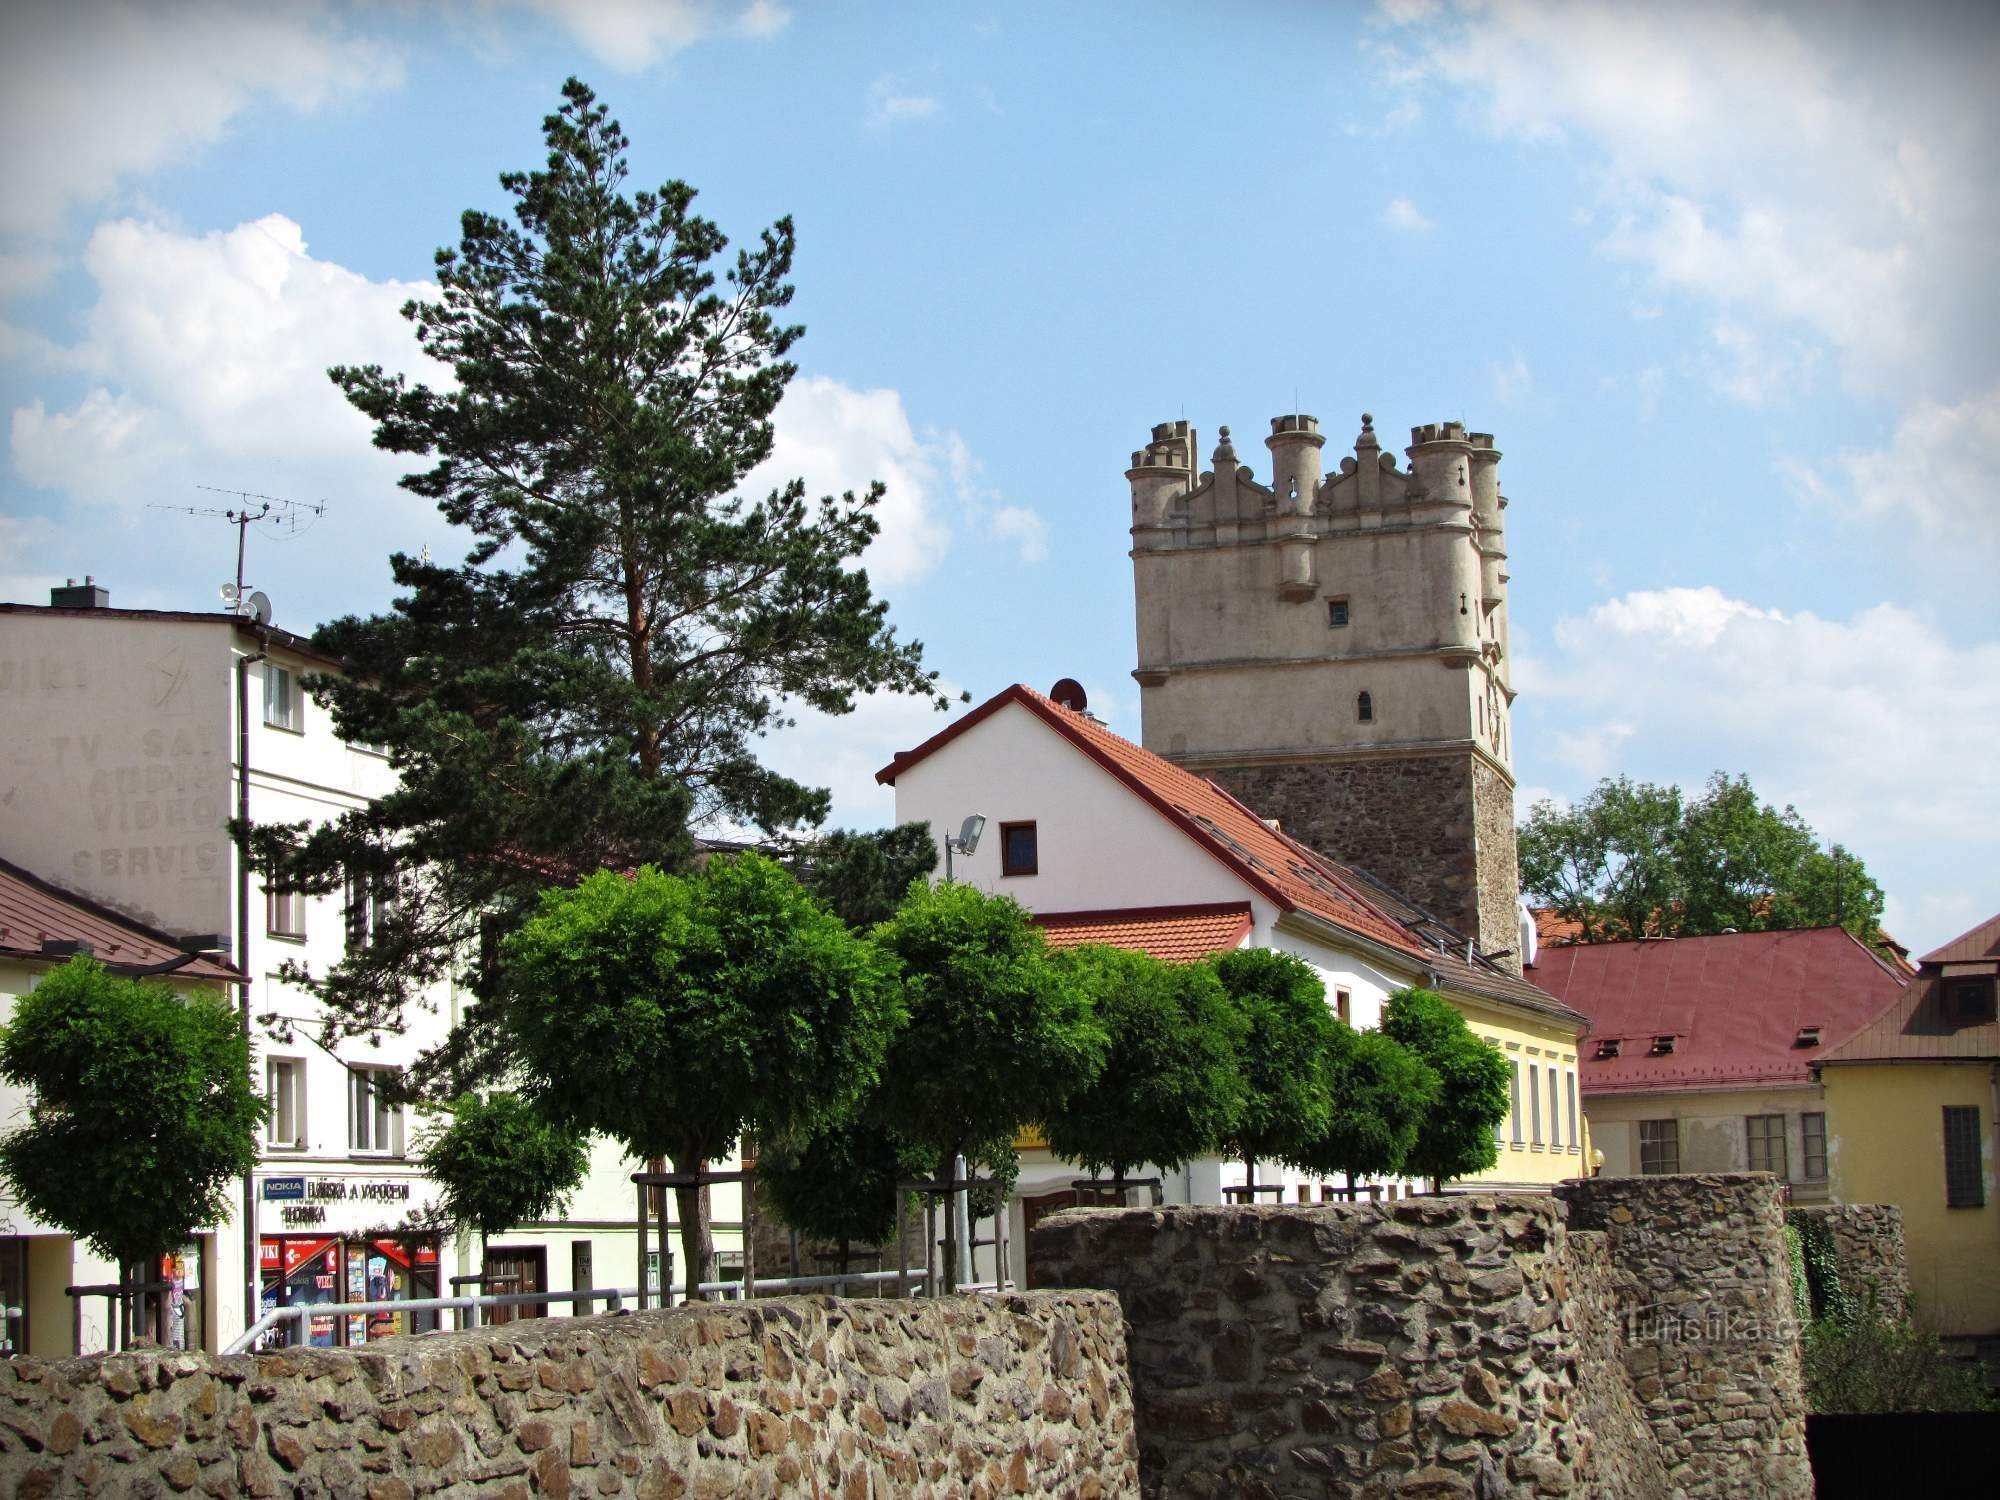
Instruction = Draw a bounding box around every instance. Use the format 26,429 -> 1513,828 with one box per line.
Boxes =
257,1172 -> 440,1348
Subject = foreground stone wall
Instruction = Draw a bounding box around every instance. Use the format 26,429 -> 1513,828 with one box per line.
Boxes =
1789,1202 -> 1910,1319
1031,1196 -> 1609,1499
0,1293 -> 1137,1499
1555,1174 -> 1811,1499
1033,1175 -> 1817,1500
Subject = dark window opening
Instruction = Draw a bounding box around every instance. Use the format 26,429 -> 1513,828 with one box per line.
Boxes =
1000,821 -> 1039,877
1943,976 -> 1997,1025
1356,691 -> 1373,723
1944,1106 -> 1984,1208
1327,598 -> 1350,628
1639,1119 -> 1680,1174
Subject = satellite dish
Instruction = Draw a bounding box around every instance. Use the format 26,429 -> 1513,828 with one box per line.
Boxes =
247,591 -> 273,627
1049,677 -> 1089,713
219,583 -> 239,604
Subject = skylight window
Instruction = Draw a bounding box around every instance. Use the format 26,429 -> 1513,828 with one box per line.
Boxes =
1596,1039 -> 1623,1060
1649,1035 -> 1677,1056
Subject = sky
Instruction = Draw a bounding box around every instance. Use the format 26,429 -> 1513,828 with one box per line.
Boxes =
2,0 -> 1996,954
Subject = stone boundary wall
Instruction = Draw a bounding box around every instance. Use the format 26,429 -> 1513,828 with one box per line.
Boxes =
0,1292 -> 1138,1499
1031,1175 -> 1816,1500
1030,1196 -> 1612,1499
1789,1202 -> 1910,1319
1555,1174 -> 1811,1499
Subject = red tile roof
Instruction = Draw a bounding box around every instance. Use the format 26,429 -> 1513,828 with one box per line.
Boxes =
0,856 -> 244,984
1528,927 -> 1906,1095
1034,903 -> 1253,963
1529,904 -> 1914,972
1920,911 -> 2000,966
877,684 -> 1426,961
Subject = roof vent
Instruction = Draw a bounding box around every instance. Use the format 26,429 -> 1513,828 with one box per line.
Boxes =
50,576 -> 109,609
38,939 -> 95,959
1596,1038 -> 1622,1060
1649,1035 -> 1677,1056
1795,1025 -> 1822,1048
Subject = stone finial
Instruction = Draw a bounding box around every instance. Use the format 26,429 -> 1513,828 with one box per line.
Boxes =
1212,426 -> 1236,465
1355,413 -> 1379,450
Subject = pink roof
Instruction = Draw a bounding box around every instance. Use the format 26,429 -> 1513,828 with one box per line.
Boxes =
1034,903 -> 1253,963
0,856 -> 243,984
1528,927 -> 1906,1095
877,684 -> 1425,960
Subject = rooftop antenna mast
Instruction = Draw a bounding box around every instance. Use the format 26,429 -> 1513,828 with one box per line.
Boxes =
148,486 -> 328,615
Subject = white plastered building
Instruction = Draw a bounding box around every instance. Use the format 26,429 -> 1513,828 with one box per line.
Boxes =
0,584 -> 732,1352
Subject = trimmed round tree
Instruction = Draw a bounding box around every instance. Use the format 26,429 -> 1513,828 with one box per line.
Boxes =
0,959 -> 264,1339
872,881 -> 1103,1289
757,1112 -> 923,1275
1379,987 -> 1511,1189
496,854 -> 899,1296
1207,948 -> 1339,1186
1042,945 -> 1246,1198
1297,1023 -> 1440,1193
419,1091 -> 591,1269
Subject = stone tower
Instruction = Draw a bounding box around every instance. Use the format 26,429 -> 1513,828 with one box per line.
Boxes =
1129,412 -> 1522,971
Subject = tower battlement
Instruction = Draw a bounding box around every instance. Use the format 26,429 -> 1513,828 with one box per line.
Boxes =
1129,403 -> 1522,969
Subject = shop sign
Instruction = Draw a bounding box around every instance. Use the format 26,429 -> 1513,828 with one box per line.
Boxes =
280,1204 -> 328,1227
263,1176 -> 306,1201
304,1179 -> 412,1202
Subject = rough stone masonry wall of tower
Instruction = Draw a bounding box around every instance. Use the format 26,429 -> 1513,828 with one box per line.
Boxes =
0,1293 -> 1138,1499
1203,753 -> 1508,957
1032,1174 -> 1819,1500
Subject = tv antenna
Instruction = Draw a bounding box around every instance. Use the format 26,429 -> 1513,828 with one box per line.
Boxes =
149,486 -> 328,615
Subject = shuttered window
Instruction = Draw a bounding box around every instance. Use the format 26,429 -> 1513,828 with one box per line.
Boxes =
1944,1106 -> 1984,1209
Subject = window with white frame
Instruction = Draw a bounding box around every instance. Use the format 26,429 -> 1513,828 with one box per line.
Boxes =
1746,1113 -> 1787,1176
262,662 -> 300,731
266,884 -> 305,940
1547,1064 -> 1561,1148
1509,1061 -> 1523,1145
1529,1065 -> 1542,1145
345,865 -> 395,953
266,1058 -> 305,1149
1801,1112 -> 1828,1182
1566,1071 -> 1579,1151
1639,1119 -> 1679,1174
348,1066 -> 404,1155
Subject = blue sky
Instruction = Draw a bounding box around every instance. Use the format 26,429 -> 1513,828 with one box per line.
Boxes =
3,1 -> 1996,953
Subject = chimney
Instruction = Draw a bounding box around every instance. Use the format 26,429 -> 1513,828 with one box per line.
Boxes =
51,575 -> 109,609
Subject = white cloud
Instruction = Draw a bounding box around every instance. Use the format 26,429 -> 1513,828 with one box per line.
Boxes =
1381,196 -> 1434,233
990,507 -> 1049,565
6,212 -> 452,623
1524,584 -> 2000,950
754,678 -> 968,834
510,0 -> 787,70
0,1 -> 398,239
1789,384 -> 2000,550
1489,353 -> 1533,406
865,75 -> 942,129
1379,1 -> 1999,404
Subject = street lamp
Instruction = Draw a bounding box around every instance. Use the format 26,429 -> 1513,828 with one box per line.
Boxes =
943,814 -> 986,882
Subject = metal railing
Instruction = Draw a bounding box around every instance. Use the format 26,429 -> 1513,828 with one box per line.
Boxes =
222,1268 -> 933,1356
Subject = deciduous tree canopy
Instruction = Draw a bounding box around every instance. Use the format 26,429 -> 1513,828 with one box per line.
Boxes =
418,1090 -> 590,1244
495,856 -> 898,1294
0,960 -> 263,1284
1379,987 -> 1510,1187
1042,945 -> 1247,1193
1519,772 -> 1884,945
1207,948 -> 1338,1181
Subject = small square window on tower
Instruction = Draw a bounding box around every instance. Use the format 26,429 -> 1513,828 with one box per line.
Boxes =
1327,598 -> 1350,628
999,821 -> 1038,877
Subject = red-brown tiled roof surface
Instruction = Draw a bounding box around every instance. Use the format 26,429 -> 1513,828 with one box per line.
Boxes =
1034,903 -> 1253,963
1815,972 -> 2000,1064
878,685 -> 1426,961
1919,911 -> 2000,967
1529,904 -> 1914,973
0,855 -> 243,984
1528,927 -> 1906,1095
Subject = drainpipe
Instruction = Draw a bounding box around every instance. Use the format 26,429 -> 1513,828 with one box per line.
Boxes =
237,643 -> 266,1340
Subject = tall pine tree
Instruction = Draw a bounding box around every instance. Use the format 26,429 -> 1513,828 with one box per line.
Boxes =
248,80 -> 950,1053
